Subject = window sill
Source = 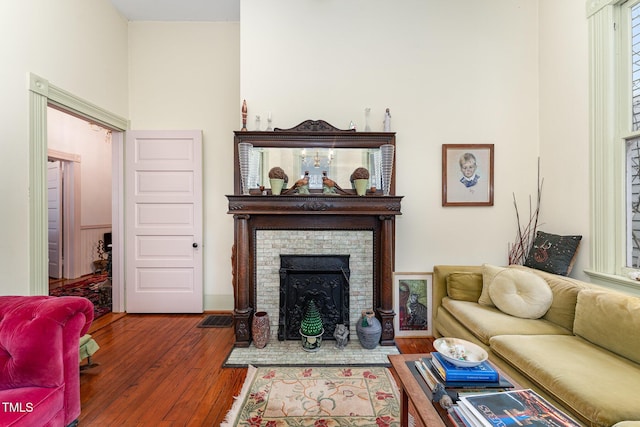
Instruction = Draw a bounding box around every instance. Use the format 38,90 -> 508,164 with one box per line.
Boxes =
584,269 -> 640,297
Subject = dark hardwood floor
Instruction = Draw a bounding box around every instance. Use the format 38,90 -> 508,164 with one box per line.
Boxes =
79,313 -> 434,426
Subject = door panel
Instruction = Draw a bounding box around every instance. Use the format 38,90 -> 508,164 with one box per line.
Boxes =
136,204 -> 194,227
125,131 -> 203,313
48,161 -> 63,279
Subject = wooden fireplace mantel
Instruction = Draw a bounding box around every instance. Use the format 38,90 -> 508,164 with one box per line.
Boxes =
228,120 -> 401,348
227,194 -> 403,347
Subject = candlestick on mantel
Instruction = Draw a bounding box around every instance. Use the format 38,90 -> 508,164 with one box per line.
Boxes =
241,100 -> 248,131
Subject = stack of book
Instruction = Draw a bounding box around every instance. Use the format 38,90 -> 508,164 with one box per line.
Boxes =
414,352 -> 513,401
454,389 -> 581,427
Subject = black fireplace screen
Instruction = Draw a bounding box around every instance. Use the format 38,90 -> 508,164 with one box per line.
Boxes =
278,254 -> 350,341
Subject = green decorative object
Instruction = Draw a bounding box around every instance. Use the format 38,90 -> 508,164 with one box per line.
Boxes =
299,300 -> 324,352
300,300 -> 323,335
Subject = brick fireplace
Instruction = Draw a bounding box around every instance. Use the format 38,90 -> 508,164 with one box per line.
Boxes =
227,194 -> 402,347
257,231 -> 372,342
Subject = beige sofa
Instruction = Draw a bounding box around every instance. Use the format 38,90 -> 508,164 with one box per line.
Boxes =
433,264 -> 640,427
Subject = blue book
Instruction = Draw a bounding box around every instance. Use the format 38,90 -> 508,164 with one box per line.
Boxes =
429,352 -> 499,382
421,358 -> 512,389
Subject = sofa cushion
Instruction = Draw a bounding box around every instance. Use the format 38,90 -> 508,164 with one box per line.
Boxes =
573,289 -> 640,365
441,297 -> 571,345
508,265 -> 589,331
446,272 -> 483,302
478,264 -> 506,306
489,268 -> 552,319
524,231 -> 582,276
490,334 -> 640,426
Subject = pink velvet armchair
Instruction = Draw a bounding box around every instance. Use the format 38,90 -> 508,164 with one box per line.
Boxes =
0,296 -> 94,427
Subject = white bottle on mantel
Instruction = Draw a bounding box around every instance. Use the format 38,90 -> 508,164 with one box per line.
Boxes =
383,108 -> 391,132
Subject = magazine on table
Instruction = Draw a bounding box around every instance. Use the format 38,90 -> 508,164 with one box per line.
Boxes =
458,389 -> 581,427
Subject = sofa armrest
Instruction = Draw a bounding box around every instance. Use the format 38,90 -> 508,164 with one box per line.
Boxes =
0,296 -> 94,425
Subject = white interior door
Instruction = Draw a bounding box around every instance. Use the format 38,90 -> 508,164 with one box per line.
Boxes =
125,130 -> 203,313
48,161 -> 63,279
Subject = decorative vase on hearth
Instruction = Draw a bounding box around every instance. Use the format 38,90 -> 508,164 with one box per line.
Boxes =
356,309 -> 382,349
252,311 -> 270,349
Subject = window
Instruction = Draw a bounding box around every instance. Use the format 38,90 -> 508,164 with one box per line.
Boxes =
629,3 -> 640,269
627,137 -> 640,267
588,0 -> 640,294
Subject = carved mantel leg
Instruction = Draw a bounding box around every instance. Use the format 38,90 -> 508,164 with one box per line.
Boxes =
233,214 -> 252,347
378,215 -> 396,345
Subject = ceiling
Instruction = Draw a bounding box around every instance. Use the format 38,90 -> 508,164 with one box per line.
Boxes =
109,0 -> 240,22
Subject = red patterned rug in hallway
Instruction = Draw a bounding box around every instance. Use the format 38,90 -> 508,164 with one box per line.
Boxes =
50,273 -> 111,320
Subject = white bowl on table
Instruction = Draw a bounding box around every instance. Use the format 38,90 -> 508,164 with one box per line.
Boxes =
433,337 -> 488,368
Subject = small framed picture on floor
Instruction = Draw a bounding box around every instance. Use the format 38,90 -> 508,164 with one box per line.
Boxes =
393,272 -> 433,337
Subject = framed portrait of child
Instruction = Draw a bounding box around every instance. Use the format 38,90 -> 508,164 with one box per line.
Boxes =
442,143 -> 494,206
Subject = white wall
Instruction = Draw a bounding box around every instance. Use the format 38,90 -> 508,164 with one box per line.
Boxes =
0,0 -> 591,302
538,0 -> 590,281
127,22 -> 240,309
0,0 -> 128,294
241,0 -> 550,277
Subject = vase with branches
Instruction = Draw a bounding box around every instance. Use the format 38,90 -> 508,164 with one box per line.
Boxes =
508,160 -> 544,265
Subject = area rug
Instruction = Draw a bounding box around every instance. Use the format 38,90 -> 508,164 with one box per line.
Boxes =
50,273 -> 111,320
221,365 -> 400,427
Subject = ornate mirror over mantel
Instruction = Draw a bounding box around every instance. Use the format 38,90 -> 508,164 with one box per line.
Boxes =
232,119 -> 396,196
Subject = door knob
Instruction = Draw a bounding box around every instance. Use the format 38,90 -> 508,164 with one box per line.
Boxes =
192,243 -> 198,248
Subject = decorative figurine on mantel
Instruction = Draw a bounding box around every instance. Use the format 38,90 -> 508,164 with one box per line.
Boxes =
283,171 -> 310,194
322,171 -> 348,195
266,112 -> 273,131
241,100 -> 248,131
383,108 -> 391,132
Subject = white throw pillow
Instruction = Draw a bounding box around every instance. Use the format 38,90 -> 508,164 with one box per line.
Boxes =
489,268 -> 553,319
478,264 -> 506,307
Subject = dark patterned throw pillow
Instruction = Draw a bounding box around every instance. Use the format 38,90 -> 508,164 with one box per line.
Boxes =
524,231 -> 582,276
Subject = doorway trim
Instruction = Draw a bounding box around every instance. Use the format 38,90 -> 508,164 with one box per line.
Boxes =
29,73 -> 128,304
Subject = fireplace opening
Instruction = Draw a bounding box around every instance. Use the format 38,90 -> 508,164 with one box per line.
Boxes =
278,254 -> 350,341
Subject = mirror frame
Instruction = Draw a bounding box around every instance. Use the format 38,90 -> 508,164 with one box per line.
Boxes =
233,119 -> 396,195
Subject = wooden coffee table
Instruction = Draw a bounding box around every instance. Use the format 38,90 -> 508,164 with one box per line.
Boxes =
388,354 -> 448,427
389,353 -> 523,427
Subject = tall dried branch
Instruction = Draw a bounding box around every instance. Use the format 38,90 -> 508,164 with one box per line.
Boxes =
508,159 -> 544,265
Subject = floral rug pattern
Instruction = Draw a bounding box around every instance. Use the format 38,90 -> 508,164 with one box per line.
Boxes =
50,273 -> 111,319
222,365 -> 400,427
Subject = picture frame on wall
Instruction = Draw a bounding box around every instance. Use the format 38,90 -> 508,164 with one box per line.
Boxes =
442,144 -> 494,206
393,272 -> 433,337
